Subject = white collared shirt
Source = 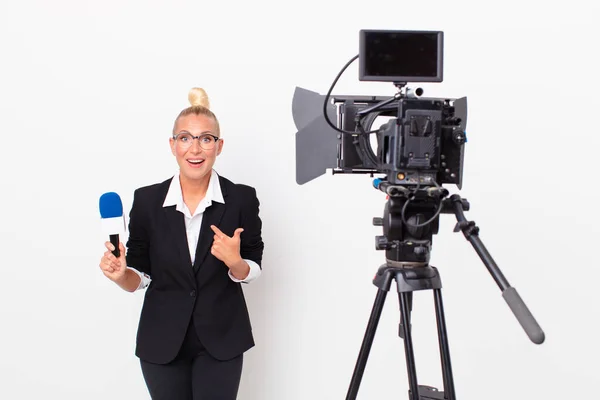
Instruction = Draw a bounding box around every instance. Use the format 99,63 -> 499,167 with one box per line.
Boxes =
129,169 -> 261,290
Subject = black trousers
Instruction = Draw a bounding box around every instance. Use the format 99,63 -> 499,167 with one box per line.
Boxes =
140,319 -> 243,400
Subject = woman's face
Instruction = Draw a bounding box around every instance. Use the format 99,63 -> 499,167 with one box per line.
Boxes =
170,114 -> 223,183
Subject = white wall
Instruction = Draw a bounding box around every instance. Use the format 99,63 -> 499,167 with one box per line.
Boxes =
1,0 -> 598,399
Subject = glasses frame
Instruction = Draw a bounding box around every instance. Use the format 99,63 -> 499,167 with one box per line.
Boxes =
172,132 -> 221,150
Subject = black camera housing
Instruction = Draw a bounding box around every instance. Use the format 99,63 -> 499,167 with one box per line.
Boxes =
335,93 -> 467,188
329,30 -> 467,189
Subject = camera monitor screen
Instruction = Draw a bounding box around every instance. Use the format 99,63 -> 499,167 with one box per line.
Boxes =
359,30 -> 443,83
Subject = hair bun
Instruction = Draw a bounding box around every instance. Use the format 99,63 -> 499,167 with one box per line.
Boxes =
188,87 -> 210,109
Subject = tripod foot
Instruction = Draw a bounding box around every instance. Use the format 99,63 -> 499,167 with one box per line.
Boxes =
412,385 -> 445,400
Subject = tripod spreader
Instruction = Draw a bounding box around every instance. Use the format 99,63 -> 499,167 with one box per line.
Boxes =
446,194 -> 545,345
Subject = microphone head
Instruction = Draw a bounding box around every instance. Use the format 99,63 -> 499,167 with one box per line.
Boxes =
99,192 -> 123,218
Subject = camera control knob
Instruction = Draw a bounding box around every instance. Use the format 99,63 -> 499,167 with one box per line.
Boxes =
375,235 -> 390,250
373,217 -> 383,226
452,130 -> 466,145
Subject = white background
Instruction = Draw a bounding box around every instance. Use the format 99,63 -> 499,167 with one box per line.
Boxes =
1,0 -> 599,399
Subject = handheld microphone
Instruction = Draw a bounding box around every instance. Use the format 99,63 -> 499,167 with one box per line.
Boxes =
99,192 -> 124,258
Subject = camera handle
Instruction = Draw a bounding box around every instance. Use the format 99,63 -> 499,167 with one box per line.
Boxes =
447,194 -> 545,345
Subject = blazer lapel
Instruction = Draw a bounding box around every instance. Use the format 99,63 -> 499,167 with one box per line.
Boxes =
164,206 -> 195,279
193,201 -> 225,274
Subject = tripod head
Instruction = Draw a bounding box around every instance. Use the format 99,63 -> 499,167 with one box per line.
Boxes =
371,178 -> 545,345
372,179 -> 469,268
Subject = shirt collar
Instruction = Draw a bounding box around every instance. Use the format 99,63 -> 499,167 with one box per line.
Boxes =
163,169 -> 224,214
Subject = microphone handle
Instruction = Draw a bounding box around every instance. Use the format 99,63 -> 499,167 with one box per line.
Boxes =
110,234 -> 120,257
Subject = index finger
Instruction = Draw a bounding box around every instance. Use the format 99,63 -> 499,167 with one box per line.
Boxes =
210,225 -> 227,238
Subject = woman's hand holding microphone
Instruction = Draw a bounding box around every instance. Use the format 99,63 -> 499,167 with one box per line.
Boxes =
99,242 -> 140,292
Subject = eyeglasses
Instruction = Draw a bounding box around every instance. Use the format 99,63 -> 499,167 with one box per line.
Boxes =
173,133 -> 220,150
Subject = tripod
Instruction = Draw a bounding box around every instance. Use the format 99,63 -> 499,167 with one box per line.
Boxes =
345,186 -> 545,400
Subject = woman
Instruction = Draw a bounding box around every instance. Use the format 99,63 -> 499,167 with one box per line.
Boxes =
99,88 -> 264,399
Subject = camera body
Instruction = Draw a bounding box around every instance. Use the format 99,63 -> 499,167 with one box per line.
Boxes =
335,92 -> 467,189
292,29 -> 468,190
333,30 -> 468,189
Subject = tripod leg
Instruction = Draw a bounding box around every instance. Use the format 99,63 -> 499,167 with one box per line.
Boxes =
399,292 -> 413,339
399,291 -> 420,400
433,288 -> 456,400
346,289 -> 388,400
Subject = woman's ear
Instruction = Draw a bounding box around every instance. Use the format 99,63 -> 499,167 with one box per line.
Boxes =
217,138 -> 224,156
169,137 -> 176,156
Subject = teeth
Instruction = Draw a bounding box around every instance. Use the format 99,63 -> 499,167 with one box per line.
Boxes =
188,160 -> 204,164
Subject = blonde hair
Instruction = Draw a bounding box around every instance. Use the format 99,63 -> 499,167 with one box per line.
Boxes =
173,87 -> 220,134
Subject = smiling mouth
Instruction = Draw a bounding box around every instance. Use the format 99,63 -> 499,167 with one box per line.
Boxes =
187,159 -> 205,166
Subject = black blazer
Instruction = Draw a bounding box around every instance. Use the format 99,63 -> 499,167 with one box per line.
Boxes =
125,174 -> 264,364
